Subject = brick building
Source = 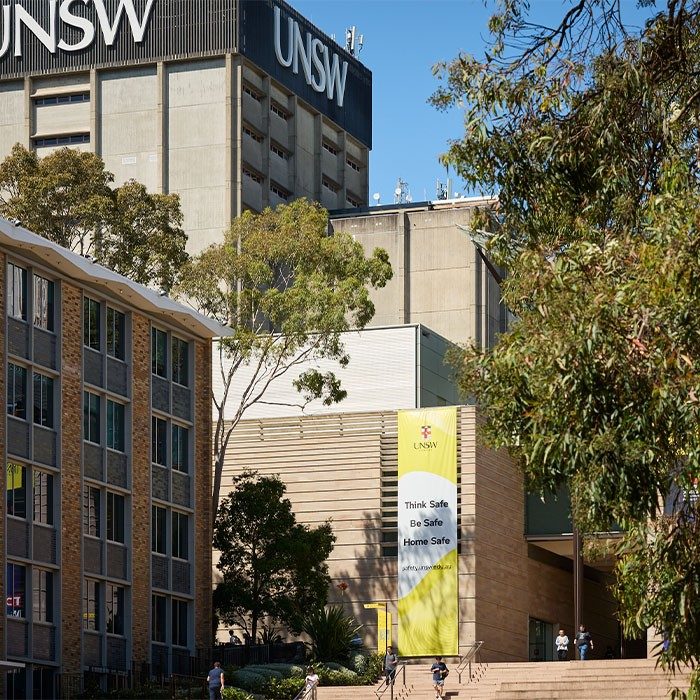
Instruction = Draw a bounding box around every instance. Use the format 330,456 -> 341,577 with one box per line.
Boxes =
0,218 -> 227,698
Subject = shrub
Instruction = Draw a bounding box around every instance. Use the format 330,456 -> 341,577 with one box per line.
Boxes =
248,663 -> 305,678
230,670 -> 267,693
258,677 -> 306,700
302,605 -> 362,662
349,652 -> 368,674
221,689 -> 254,700
239,667 -> 284,681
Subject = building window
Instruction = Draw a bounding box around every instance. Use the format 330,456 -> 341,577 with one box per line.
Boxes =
7,263 -> 27,320
346,157 -> 361,172
33,471 -> 53,526
242,84 -> 262,102
107,400 -> 125,452
270,102 -> 288,120
84,297 -> 100,351
35,92 -> 89,106
83,485 -> 100,538
84,392 -> 100,444
172,512 -> 188,560
346,193 -> 362,208
107,307 -> 125,360
83,579 -> 99,631
322,140 -> 338,156
152,594 -> 167,642
270,143 -> 288,160
106,584 -> 124,635
32,569 -> 53,623
270,182 -> 289,201
106,492 -> 125,544
7,363 -> 27,419
172,337 -> 188,386
7,563 -> 26,618
152,416 -> 167,466
172,598 -> 188,647
152,506 -> 167,555
33,275 -> 54,331
152,327 -> 167,377
243,125 -> 263,143
171,425 -> 188,473
34,133 -> 90,148
33,373 -> 53,428
243,167 -> 263,184
6,462 -> 26,519
322,177 -> 340,194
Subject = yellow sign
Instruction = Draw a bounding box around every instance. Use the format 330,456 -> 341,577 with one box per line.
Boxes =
364,603 -> 392,652
397,407 -> 458,656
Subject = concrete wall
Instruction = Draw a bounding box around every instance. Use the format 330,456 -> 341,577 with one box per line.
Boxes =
0,55 -> 370,256
330,201 -> 506,347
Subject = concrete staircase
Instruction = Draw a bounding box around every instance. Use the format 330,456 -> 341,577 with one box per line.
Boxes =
315,659 -> 693,700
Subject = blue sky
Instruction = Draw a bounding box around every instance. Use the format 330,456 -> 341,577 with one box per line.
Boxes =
293,0 -> 655,206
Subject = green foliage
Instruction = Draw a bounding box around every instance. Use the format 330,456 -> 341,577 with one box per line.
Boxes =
246,663 -> 305,678
255,677 -> 305,700
301,605 -> 362,662
175,198 -> 392,519
348,652 -> 368,674
214,470 -> 335,643
433,1 -> 700,695
0,143 -> 187,290
221,688 -> 255,700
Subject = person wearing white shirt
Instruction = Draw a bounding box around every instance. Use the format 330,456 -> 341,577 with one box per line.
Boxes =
555,628 -> 570,661
304,666 -> 319,699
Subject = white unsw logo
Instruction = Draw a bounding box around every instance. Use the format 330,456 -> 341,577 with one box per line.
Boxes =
0,0 -> 156,58
273,5 -> 348,108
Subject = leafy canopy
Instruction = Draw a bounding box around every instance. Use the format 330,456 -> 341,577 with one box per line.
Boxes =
0,143 -> 188,290
176,198 -> 392,523
432,1 -> 700,691
213,470 -> 336,642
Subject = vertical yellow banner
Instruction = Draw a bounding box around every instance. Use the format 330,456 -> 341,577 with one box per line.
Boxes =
397,407 -> 458,656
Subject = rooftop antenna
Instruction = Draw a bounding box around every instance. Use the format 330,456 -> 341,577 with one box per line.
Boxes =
394,178 -> 409,204
372,192 -> 381,206
345,26 -> 364,57
436,179 -> 448,200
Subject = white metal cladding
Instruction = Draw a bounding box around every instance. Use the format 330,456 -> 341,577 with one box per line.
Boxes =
213,325 -> 423,420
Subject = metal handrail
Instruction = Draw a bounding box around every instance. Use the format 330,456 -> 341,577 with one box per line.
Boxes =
456,640 -> 485,683
293,682 -> 318,700
374,661 -> 407,700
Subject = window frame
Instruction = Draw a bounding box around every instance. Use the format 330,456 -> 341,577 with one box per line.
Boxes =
151,505 -> 167,555
172,511 -> 188,561
83,485 -> 101,538
7,363 -> 27,420
83,578 -> 100,631
106,584 -> 125,636
32,568 -> 53,623
171,598 -> 188,647
6,462 -> 27,519
151,327 -> 167,377
33,471 -> 54,526
106,400 -> 125,452
33,373 -> 54,428
152,416 -> 167,467
106,306 -> 126,361
33,274 -> 55,332
106,491 -> 125,544
151,594 -> 167,643
83,391 -> 101,445
171,337 -> 189,386
171,424 -> 189,474
7,262 -> 27,321
83,297 -> 101,351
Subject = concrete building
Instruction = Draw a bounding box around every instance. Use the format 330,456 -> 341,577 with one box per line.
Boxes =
0,218 -> 227,698
329,198 -> 507,347
0,0 -> 371,254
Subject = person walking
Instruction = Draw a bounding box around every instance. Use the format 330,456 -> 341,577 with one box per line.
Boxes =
303,665 -> 319,699
384,645 -> 398,685
430,656 -> 448,699
575,624 -> 594,660
206,661 -> 225,700
555,628 -> 570,661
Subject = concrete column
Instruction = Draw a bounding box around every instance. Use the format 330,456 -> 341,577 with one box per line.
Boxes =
23,77 -> 32,147
573,527 -> 583,640
261,76 -> 271,209
289,95 -> 300,197
399,213 -> 410,325
313,114 -> 322,202
230,56 -> 243,219
156,63 -> 168,194
338,130 -> 347,206
89,69 -> 101,156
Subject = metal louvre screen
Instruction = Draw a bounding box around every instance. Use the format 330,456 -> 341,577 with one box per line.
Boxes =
0,0 -> 237,80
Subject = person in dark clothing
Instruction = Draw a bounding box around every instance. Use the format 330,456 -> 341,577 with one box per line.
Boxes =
575,624 -> 594,660
206,661 -> 225,700
384,645 -> 398,684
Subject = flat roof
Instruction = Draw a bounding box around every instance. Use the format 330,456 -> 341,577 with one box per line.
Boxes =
329,195 -> 497,219
0,218 -> 231,340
